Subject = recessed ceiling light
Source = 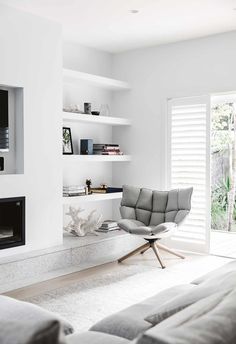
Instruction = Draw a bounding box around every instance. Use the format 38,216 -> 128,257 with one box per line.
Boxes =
129,9 -> 139,14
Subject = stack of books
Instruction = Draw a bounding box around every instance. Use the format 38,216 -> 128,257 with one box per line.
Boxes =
93,144 -> 123,155
63,185 -> 86,197
91,187 -> 123,194
96,220 -> 120,232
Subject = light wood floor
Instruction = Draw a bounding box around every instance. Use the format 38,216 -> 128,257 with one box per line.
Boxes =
3,248 -> 230,301
3,248 -> 195,300
4,261 -> 120,300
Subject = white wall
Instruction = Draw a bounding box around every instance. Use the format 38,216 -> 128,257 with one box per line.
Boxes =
112,31 -> 236,190
0,5 -> 62,257
63,41 -> 112,77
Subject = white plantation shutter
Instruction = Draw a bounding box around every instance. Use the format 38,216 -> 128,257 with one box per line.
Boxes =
167,96 -> 210,253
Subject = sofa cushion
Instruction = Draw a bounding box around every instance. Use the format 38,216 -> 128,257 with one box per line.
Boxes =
0,295 -> 66,344
192,259 -> 236,285
145,271 -> 236,325
1,296 -> 74,335
90,284 -> 195,340
66,331 -> 130,344
136,289 -> 236,344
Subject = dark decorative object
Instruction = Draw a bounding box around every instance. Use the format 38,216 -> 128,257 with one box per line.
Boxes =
63,127 -> 73,155
80,139 -> 93,155
0,197 -> 25,250
106,187 -> 123,193
86,179 -> 92,194
84,103 -> 91,114
0,157 -> 4,171
0,90 -> 9,152
91,111 -> 100,116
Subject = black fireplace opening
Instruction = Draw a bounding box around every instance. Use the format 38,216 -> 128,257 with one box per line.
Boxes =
0,197 -> 25,250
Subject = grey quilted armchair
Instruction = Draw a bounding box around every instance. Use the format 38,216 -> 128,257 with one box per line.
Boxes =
118,185 -> 193,269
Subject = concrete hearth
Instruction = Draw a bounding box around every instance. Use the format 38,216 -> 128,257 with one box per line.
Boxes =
0,231 -> 142,293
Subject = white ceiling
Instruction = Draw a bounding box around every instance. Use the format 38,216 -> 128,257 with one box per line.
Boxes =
1,0 -> 236,53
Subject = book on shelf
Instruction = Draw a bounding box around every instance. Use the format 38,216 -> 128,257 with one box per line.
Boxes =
93,151 -> 123,155
103,146 -> 120,151
63,192 -> 86,197
63,185 -> 85,191
91,188 -> 107,194
101,152 -> 123,155
106,187 -> 123,193
96,220 -> 120,232
63,189 -> 85,193
63,185 -> 86,197
96,227 -> 120,232
93,144 -> 119,148
91,187 -> 123,194
93,143 -> 123,155
100,220 -> 118,229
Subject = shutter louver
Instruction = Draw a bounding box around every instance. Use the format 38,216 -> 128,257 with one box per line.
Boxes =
168,97 -> 210,249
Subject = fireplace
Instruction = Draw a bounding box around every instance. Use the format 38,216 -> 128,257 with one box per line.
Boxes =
0,197 -> 25,250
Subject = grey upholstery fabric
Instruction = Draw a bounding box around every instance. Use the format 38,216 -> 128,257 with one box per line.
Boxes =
0,295 -> 67,344
192,259 -> 236,285
145,270 -> 236,325
118,220 -> 177,236
119,185 -> 193,236
137,289 -> 236,344
90,284 -> 196,340
66,331 -> 130,344
0,295 -> 73,334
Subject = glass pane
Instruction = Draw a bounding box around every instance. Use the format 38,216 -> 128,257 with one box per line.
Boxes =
211,97 -> 236,232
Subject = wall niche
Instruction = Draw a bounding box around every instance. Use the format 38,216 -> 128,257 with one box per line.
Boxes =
0,85 -> 24,175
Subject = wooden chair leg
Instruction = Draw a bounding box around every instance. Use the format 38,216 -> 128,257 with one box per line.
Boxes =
150,242 -> 166,269
156,242 -> 185,259
140,246 -> 151,254
118,242 -> 150,263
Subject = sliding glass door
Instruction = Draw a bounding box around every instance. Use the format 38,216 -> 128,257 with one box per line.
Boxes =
210,94 -> 236,257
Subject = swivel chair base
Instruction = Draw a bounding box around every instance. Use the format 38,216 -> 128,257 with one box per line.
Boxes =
118,239 -> 185,269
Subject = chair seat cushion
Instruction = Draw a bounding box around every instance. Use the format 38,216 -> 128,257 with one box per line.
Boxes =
118,219 -> 151,235
90,284 -> 195,340
118,220 -> 176,237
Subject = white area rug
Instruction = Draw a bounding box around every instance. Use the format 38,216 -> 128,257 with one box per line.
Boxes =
26,254 -> 230,333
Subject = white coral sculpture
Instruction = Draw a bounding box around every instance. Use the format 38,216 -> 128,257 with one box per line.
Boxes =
64,206 -> 103,237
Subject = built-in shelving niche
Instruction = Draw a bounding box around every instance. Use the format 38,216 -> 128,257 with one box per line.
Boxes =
0,85 -> 24,175
62,68 -> 130,225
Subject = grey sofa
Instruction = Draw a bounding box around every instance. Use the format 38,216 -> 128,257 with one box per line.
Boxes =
1,260 -> 236,344
69,260 -> 236,344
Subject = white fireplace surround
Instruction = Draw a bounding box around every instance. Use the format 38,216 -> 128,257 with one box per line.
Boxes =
0,5 -> 62,258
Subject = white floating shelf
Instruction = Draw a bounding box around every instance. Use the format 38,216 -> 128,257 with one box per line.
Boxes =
63,155 -> 131,162
63,68 -> 130,91
63,192 -> 122,204
62,111 -> 131,126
